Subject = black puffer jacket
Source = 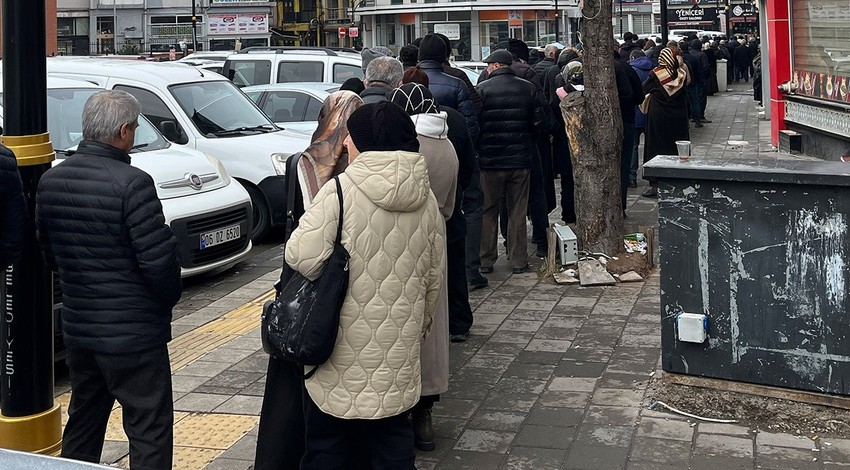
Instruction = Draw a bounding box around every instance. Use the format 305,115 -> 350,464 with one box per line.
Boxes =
444,106 -> 476,243
0,144 -> 27,269
36,140 -> 181,354
442,63 -> 483,117
419,60 -> 480,143
475,67 -> 544,170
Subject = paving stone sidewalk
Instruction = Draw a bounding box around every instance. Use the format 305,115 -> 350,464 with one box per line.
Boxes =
48,83 -> 845,470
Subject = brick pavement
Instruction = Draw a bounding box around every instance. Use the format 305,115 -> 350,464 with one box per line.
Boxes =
50,83 -> 843,470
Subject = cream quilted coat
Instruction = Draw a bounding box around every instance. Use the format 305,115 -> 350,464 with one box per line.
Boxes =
285,150 -> 446,419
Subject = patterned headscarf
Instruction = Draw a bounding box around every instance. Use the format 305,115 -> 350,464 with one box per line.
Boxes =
658,47 -> 678,77
652,47 -> 689,97
389,83 -> 439,116
297,91 -> 364,207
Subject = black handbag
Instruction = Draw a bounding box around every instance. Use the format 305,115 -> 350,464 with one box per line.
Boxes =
261,177 -> 350,378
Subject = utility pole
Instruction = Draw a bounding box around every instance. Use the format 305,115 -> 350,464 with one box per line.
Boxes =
618,0 -> 623,37
192,1 -> 198,52
113,0 -> 118,52
554,0 -> 560,44
0,0 -> 62,455
660,0 -> 669,46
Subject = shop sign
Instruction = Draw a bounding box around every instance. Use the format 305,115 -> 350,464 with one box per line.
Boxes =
667,0 -> 703,4
730,4 -> 756,17
433,23 -> 461,40
667,7 -> 718,26
348,27 -> 359,38
208,13 -> 269,35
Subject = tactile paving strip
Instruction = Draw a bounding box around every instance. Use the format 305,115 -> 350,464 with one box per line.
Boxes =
173,412 -> 258,450
169,290 -> 273,371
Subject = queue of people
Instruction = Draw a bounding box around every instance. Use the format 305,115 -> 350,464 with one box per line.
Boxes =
0,30 -> 750,470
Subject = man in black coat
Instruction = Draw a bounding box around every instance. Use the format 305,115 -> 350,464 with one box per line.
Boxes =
613,47 -> 646,211
0,144 -> 27,269
476,50 -> 545,275
733,38 -> 751,82
360,56 -> 403,104
688,39 -> 712,123
36,90 -> 181,469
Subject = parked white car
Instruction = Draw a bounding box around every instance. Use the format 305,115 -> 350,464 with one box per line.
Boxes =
222,47 -> 363,87
243,82 -> 340,136
43,57 -> 313,240
0,76 -> 253,277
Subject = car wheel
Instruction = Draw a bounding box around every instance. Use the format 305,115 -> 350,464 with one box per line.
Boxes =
245,184 -> 270,242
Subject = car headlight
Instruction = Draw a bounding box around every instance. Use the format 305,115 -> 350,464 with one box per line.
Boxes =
204,153 -> 231,185
271,153 -> 293,176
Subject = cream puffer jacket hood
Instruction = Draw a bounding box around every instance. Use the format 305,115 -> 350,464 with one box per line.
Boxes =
285,150 -> 446,419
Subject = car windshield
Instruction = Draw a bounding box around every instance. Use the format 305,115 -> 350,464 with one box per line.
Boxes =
169,80 -> 276,136
0,88 -> 169,153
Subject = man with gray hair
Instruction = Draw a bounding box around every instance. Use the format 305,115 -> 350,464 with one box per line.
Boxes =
360,55 -> 403,104
36,90 -> 181,469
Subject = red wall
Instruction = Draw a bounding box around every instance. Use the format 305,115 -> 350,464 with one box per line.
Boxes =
766,0 -> 791,146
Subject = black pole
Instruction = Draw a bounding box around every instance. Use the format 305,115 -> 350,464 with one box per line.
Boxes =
0,0 -> 61,455
660,0 -> 669,46
191,1 -> 198,52
618,0 -> 623,37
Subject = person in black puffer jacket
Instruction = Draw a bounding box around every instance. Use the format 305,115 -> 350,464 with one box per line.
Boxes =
432,33 -> 483,119
417,34 -> 480,142
36,90 -> 180,469
0,144 -> 27,270
476,50 -> 545,275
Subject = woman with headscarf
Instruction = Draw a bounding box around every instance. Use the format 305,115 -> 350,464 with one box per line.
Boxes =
254,90 -> 363,470
640,47 -> 690,198
389,83 -> 457,452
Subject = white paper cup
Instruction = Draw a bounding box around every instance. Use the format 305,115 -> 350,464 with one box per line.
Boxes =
675,140 -> 691,161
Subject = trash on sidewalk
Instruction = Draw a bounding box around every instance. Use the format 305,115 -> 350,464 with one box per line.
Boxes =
648,400 -> 738,423
624,233 -> 647,255
578,259 -> 616,286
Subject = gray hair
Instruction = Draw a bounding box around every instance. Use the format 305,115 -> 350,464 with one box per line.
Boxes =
629,49 -> 645,60
544,44 -> 560,58
82,90 -> 141,143
365,56 -> 404,87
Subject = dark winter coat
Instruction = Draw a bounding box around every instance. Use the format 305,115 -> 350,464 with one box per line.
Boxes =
36,140 -> 181,354
630,56 -> 655,128
442,62 -> 483,117
733,45 -> 752,70
643,73 -> 690,163
443,106 -> 476,243
360,85 -> 392,104
480,61 -> 551,132
475,67 -> 545,170
418,60 -> 480,142
533,58 -> 559,104
0,144 -> 27,269
614,56 -> 645,125
619,41 -> 640,61
687,45 -> 711,83
646,46 -> 663,63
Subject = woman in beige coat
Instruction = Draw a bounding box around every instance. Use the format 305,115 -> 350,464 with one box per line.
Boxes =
285,101 -> 445,469
390,83 -> 457,452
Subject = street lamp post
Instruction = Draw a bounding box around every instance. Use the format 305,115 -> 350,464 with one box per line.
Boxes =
660,0 -> 669,46
554,0 -> 560,44
192,1 -> 198,52
0,0 -> 62,455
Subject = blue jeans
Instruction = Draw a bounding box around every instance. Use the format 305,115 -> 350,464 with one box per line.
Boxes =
463,163 -> 483,274
620,123 -> 636,210
688,84 -> 701,121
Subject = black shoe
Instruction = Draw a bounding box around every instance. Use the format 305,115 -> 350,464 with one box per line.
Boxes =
413,408 -> 436,451
535,249 -> 547,258
695,121 -> 704,128
700,118 -> 712,123
468,272 -> 489,289
641,187 -> 658,198
563,217 -> 577,224
450,331 -> 470,343
512,264 -> 529,274
480,266 -> 493,274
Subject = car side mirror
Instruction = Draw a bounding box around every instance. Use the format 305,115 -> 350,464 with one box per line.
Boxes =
158,120 -> 180,142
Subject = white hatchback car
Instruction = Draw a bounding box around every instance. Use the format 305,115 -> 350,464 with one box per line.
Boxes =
243,82 -> 340,136
0,76 -> 253,277
43,57 -> 313,240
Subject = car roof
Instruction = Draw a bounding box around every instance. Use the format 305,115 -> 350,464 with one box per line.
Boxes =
242,82 -> 339,96
47,57 -> 226,85
0,74 -> 101,91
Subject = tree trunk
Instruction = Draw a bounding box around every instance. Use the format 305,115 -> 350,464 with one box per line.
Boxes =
560,0 -> 624,255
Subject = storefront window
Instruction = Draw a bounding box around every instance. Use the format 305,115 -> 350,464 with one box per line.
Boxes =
791,0 -> 850,103
480,21 -> 509,58
376,15 -> 397,51
423,18 -> 472,61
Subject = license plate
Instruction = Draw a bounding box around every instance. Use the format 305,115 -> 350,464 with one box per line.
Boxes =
199,224 -> 241,250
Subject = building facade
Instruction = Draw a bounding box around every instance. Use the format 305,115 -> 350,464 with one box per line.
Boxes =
767,0 -> 850,160
0,0 -> 58,57
55,0 -> 276,55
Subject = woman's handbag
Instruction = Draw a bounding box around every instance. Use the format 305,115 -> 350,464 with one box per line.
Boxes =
639,93 -> 652,114
261,177 -> 350,377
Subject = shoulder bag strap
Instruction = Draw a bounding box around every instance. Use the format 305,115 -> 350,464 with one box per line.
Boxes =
284,153 -> 301,242
333,176 -> 344,244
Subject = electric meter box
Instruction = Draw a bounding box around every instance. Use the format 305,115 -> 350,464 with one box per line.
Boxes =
553,224 -> 578,266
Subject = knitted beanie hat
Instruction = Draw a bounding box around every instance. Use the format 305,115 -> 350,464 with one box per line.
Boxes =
507,38 -> 530,62
389,83 -> 438,116
346,102 -> 419,153
361,46 -> 393,72
399,45 -> 419,67
418,34 -> 447,62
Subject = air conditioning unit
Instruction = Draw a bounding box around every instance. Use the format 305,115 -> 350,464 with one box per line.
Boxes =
553,224 -> 578,266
